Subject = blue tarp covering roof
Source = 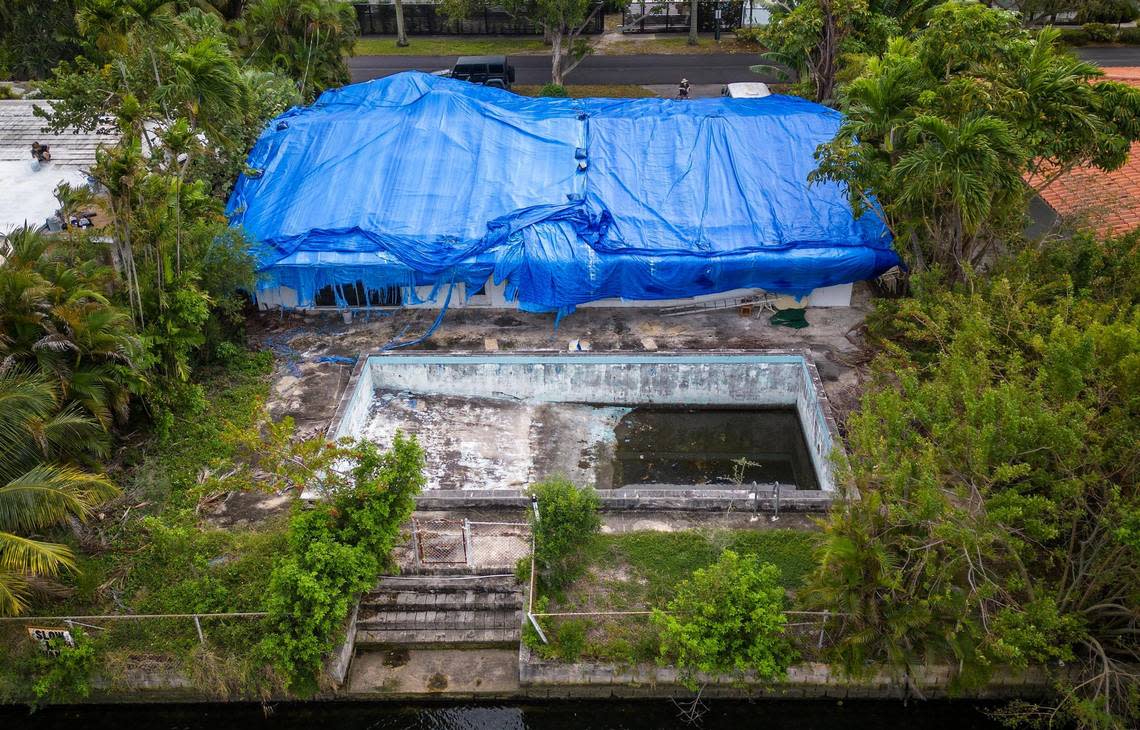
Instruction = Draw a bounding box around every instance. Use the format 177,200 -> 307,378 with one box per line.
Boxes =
226,72 -> 899,313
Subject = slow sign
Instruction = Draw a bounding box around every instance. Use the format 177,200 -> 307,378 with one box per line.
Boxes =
26,626 -> 74,656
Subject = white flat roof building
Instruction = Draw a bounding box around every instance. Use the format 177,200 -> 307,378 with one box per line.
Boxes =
0,100 -> 118,236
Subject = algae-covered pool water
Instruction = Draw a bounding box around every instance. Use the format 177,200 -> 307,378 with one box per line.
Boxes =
613,407 -> 819,489
3,700 -> 1011,729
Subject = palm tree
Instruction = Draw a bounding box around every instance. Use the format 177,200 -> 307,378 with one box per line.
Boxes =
244,0 -> 357,100
893,113 -> 1027,271
0,369 -> 118,616
0,227 -> 144,427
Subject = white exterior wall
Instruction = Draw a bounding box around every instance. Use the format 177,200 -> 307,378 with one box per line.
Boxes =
255,278 -> 853,311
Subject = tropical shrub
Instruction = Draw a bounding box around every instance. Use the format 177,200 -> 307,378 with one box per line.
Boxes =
1081,22 -> 1119,43
805,231 -> 1139,727
654,550 -> 795,689
539,83 -> 569,97
1058,27 -> 1092,46
260,434 -> 424,693
0,226 -> 144,426
29,629 -> 97,705
527,477 -> 601,590
1119,27 -> 1140,44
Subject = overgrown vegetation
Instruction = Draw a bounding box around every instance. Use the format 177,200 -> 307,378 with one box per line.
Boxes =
0,352 -> 287,701
654,550 -> 795,689
806,231 -> 1139,727
528,528 -> 821,665
528,477 -> 601,590
260,434 -> 424,694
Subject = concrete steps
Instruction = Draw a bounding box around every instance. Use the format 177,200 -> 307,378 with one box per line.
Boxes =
355,575 -> 523,647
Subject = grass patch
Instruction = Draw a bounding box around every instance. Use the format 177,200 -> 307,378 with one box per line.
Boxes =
598,37 -> 761,55
513,84 -> 655,98
530,528 -> 821,665
354,37 -> 548,56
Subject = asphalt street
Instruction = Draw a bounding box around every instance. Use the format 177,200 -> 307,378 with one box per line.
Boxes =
349,52 -> 773,85
349,45 -> 1140,86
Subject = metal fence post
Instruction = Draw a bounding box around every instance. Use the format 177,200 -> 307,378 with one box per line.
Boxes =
193,615 -> 205,645
463,518 -> 474,567
410,519 -> 421,568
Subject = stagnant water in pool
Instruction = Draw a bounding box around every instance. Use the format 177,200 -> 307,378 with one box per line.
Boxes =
612,407 -> 819,490
3,699 -> 1012,729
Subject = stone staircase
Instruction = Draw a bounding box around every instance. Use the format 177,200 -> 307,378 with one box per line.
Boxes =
355,575 -> 524,647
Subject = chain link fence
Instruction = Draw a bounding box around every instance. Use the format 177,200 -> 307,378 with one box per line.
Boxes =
0,612 -> 275,698
526,609 -> 846,663
410,518 -> 532,570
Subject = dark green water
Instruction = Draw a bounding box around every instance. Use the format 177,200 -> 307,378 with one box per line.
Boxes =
613,407 -> 819,489
2,700 -> 1008,729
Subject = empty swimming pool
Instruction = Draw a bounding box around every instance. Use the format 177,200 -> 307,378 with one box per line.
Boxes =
329,352 -> 842,502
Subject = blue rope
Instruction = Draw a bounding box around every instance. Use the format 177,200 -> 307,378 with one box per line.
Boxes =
378,280 -> 455,352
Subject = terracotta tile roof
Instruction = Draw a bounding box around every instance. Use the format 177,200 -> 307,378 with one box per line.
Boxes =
1027,68 -> 1140,235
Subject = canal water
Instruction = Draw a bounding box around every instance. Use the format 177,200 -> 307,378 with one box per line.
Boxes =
2,699 -> 1012,729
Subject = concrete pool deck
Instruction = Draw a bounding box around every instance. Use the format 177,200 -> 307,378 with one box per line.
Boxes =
210,295 -> 871,525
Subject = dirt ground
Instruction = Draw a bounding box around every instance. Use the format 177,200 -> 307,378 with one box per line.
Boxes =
251,283 -> 875,443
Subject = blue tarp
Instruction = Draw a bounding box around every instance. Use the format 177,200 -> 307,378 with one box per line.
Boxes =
226,72 -> 898,313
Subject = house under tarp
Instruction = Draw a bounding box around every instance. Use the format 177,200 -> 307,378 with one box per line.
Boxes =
226,72 -> 899,314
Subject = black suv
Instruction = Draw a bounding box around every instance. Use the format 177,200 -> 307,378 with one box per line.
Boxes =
449,55 -> 516,91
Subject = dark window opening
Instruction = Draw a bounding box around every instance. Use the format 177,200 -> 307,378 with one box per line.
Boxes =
314,281 -> 403,307
469,282 -> 488,297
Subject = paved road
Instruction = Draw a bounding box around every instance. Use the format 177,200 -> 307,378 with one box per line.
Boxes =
1074,46 -> 1140,66
350,52 -> 772,85
350,46 -> 1139,86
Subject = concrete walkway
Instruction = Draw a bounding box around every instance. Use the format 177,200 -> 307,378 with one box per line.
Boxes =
348,647 -> 520,696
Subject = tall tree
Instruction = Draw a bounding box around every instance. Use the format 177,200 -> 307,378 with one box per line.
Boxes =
241,0 -> 357,101
688,0 -> 698,46
394,0 -> 409,47
443,0 -> 601,85
813,2 -> 1140,279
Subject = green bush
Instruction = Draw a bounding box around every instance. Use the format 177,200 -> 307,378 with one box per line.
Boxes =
1119,27 -> 1140,44
653,550 -> 795,689
1057,28 -> 1091,46
538,83 -> 568,97
734,26 -> 765,46
260,434 -> 424,693
1081,22 -> 1119,43
1076,0 -> 1139,24
527,477 -> 601,590
30,629 -> 97,706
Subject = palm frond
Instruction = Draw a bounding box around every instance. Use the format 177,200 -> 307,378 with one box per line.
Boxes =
0,464 -> 118,534
0,531 -> 77,577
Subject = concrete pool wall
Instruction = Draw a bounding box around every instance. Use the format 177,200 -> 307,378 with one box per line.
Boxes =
328,351 -> 843,510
